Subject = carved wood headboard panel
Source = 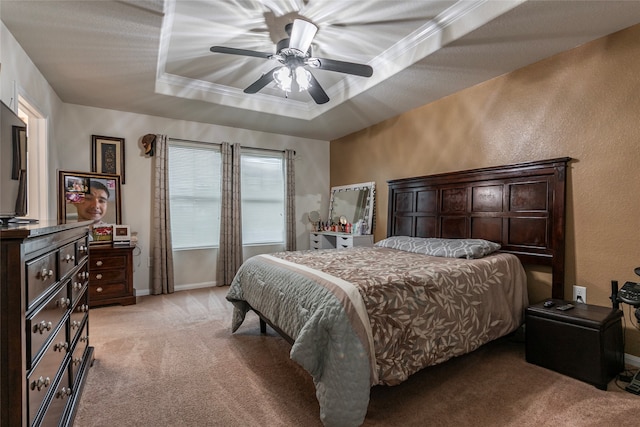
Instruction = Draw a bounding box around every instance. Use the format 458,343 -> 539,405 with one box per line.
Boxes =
386,158 -> 571,299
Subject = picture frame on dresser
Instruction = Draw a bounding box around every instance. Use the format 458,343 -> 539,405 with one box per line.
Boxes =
58,170 -> 122,226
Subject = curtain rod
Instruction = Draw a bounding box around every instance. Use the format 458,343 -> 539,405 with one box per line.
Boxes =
168,137 -> 294,155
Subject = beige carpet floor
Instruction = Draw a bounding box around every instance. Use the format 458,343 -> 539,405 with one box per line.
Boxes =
74,287 -> 640,426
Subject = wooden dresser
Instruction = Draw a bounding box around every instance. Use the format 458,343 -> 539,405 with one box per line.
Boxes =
1,221 -> 94,427
88,245 -> 136,307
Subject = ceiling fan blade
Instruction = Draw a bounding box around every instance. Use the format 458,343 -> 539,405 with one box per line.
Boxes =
307,72 -> 329,104
289,19 -> 317,54
210,46 -> 272,59
244,67 -> 281,94
310,57 -> 373,77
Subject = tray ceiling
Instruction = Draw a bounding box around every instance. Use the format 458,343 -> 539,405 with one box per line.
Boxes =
3,0 -> 640,140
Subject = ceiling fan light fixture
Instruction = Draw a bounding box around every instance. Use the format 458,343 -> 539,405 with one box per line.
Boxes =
273,66 -> 312,93
295,67 -> 312,91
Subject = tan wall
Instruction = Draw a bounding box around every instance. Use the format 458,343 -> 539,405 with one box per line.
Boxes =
331,24 -> 640,355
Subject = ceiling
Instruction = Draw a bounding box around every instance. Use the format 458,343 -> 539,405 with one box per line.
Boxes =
3,0 -> 640,141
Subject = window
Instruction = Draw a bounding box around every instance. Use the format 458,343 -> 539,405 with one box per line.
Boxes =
168,142 -> 222,250
241,151 -> 285,245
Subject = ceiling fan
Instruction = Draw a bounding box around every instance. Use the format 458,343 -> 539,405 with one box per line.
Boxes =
210,19 -> 373,104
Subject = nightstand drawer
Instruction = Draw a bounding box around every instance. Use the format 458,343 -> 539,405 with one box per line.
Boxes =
91,282 -> 127,300
90,254 -> 127,269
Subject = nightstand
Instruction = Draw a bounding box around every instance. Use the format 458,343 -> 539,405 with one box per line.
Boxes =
525,300 -> 624,390
88,244 -> 136,307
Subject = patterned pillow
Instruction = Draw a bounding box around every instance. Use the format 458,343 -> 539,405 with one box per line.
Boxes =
375,236 -> 501,259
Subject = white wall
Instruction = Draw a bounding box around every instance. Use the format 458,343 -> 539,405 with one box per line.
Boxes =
2,22 -> 331,296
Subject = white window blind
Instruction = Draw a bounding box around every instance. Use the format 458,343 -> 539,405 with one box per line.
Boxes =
168,142 -> 222,250
241,151 -> 285,245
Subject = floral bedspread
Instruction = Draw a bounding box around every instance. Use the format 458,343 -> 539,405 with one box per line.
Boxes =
269,247 -> 528,385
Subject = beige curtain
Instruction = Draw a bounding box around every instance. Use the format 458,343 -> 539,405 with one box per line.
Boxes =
217,142 -> 243,286
285,149 -> 296,251
151,134 -> 175,294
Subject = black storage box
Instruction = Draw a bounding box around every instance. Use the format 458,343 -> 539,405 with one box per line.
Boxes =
525,300 -> 624,390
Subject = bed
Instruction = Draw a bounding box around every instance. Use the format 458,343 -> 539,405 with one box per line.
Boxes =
226,158 -> 570,427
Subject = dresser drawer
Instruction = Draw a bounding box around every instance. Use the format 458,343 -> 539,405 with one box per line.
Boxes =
26,251 -> 59,311
35,365 -> 72,427
76,238 -> 90,264
27,325 -> 68,424
70,263 -> 89,305
27,285 -> 70,369
70,291 -> 89,344
58,241 -> 78,280
70,322 -> 89,387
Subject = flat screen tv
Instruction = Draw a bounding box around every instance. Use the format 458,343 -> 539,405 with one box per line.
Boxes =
1,100 -> 28,223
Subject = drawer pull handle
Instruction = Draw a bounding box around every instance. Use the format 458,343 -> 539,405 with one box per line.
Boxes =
80,304 -> 89,313
33,321 -> 53,334
73,281 -> 83,291
54,341 -> 69,352
39,269 -> 54,280
57,298 -> 71,309
79,245 -> 87,253
73,357 -> 83,366
80,335 -> 89,343
71,320 -> 81,330
64,254 -> 75,263
96,273 -> 103,280
30,376 -> 51,391
96,260 -> 103,267
55,387 -> 73,399
96,287 -> 103,293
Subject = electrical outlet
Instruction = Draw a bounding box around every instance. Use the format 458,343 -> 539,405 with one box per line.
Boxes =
573,285 -> 587,304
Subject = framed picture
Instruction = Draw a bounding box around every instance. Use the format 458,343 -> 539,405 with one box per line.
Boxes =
92,224 -> 114,244
91,135 -> 125,184
112,224 -> 131,241
58,170 -> 122,226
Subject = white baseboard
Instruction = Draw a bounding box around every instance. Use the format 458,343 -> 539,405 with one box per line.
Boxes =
626,353 -> 640,368
134,281 -> 218,297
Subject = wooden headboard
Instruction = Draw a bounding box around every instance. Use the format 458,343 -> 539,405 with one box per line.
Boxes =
386,158 -> 571,299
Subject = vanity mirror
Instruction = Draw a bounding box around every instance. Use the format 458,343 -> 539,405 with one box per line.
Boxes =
328,181 -> 375,234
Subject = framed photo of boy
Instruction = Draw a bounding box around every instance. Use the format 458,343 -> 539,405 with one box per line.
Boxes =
58,170 -> 122,226
91,135 -> 125,184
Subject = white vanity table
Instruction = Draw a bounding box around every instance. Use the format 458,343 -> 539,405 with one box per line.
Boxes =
310,231 -> 373,250
309,181 -> 375,250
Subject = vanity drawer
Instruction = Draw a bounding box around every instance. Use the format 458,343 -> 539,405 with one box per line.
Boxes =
336,235 -> 354,248
310,235 -> 323,249
26,252 -> 59,311
27,284 -> 70,369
